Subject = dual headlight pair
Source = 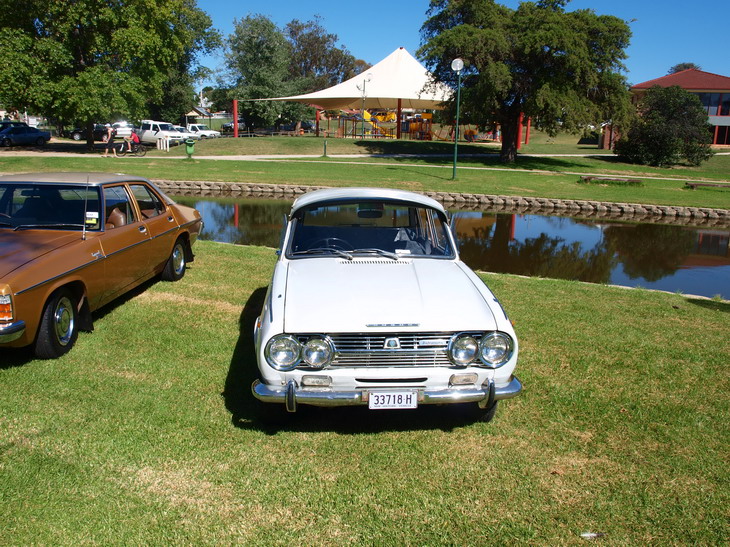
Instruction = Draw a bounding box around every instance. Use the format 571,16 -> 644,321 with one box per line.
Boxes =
265,335 -> 333,371
264,331 -> 515,372
448,332 -> 514,368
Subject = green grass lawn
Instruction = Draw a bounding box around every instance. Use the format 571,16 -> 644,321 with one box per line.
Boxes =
1,140 -> 729,209
1,241 -> 728,544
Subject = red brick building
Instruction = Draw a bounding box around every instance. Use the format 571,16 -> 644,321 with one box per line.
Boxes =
631,69 -> 730,145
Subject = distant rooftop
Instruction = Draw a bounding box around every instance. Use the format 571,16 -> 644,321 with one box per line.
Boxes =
632,69 -> 730,91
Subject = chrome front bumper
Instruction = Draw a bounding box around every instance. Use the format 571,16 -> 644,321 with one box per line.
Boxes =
0,320 -> 26,343
252,375 -> 522,412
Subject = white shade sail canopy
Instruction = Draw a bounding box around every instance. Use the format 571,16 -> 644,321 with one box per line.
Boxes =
264,47 -> 453,110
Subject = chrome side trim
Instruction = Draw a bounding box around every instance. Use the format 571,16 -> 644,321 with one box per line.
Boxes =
252,375 -> 522,408
0,320 -> 26,343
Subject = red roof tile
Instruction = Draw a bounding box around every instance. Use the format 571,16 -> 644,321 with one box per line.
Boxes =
632,69 -> 730,91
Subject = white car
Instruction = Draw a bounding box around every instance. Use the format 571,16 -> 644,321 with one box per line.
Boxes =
173,125 -> 200,140
186,123 -> 220,138
139,120 -> 185,145
252,187 -> 522,422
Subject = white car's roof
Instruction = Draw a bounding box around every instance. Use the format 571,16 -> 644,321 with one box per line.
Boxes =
291,187 -> 446,216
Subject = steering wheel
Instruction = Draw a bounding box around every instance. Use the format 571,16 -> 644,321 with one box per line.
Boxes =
308,237 -> 354,251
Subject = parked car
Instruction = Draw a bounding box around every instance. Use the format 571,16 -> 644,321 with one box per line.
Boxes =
138,120 -> 185,145
173,125 -> 200,140
252,187 -> 522,422
63,124 -> 108,141
186,123 -> 220,138
112,121 -> 135,138
221,118 -> 246,132
0,120 -> 28,132
0,172 -> 202,358
0,126 -> 51,147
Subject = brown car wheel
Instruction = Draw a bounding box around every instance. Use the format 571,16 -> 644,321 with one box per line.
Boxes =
34,288 -> 79,359
161,239 -> 187,281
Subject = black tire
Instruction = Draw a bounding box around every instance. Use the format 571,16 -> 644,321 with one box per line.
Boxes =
475,400 -> 499,423
135,145 -> 147,157
2,138 -> 11,147
161,239 -> 187,281
36,137 -> 46,146
34,288 -> 79,359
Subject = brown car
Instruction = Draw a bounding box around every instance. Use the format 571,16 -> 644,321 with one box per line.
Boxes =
0,172 -> 203,358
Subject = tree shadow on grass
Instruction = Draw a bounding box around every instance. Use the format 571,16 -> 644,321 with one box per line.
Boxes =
686,297 -> 730,313
223,287 -> 494,435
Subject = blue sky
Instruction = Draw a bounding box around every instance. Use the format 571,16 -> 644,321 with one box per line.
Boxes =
197,0 -> 726,88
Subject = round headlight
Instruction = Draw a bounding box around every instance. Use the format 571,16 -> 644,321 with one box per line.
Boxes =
302,337 -> 334,368
265,335 -> 301,371
449,335 -> 478,366
479,332 -> 514,367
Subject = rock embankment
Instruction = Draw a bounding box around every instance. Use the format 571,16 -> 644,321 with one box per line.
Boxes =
155,180 -> 730,228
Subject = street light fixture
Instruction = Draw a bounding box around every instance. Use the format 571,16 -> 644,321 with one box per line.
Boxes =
451,58 -> 464,180
357,73 -> 373,139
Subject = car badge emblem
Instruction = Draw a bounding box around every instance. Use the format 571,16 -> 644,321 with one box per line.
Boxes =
384,337 -> 401,350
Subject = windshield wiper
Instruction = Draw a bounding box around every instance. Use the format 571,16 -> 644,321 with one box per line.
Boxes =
291,248 -> 354,260
352,248 -> 400,260
14,223 -> 85,231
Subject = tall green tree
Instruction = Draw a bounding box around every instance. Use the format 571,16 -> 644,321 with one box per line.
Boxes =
614,85 -> 714,167
419,0 -> 633,162
224,14 -> 290,128
0,0 -> 219,146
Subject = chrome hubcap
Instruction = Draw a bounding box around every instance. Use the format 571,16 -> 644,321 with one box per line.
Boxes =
54,296 -> 74,346
172,244 -> 185,275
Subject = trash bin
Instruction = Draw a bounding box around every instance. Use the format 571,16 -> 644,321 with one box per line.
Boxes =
185,139 -> 195,158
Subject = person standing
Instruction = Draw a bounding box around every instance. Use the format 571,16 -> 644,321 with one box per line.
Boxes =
101,124 -> 117,157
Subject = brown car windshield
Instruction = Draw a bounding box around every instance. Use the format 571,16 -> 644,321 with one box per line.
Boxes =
0,183 -> 102,231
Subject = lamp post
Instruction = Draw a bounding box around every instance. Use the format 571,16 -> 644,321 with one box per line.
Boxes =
357,73 -> 372,139
451,58 -> 464,180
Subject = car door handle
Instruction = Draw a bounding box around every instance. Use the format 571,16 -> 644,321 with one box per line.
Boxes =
138,226 -> 147,233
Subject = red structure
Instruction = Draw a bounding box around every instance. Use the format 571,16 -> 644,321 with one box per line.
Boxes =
631,69 -> 730,145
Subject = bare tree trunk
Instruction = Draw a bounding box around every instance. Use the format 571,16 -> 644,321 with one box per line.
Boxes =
85,120 -> 95,150
499,108 -> 522,163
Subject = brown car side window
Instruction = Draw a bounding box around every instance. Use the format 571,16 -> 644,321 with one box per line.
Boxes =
103,186 -> 137,229
129,184 -> 165,219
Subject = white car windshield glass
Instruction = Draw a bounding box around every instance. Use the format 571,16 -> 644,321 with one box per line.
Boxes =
288,201 -> 454,258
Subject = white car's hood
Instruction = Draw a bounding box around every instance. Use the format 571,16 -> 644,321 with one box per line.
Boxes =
283,258 -> 496,333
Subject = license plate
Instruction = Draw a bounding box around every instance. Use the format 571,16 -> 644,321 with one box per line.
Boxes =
368,390 -> 418,410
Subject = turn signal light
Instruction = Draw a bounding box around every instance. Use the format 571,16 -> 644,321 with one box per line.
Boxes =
0,295 -> 12,322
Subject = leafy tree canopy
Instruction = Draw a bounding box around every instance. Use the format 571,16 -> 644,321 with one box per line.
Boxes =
419,0 -> 633,162
223,14 -> 360,129
0,0 -> 219,143
668,62 -> 701,74
614,85 -> 714,167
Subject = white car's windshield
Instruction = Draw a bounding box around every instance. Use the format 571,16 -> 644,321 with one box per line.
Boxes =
287,200 -> 455,259
0,183 -> 102,231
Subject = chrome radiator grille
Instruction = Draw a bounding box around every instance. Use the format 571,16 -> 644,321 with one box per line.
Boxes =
327,332 -> 457,367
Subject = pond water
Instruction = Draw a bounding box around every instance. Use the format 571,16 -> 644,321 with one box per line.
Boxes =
174,195 -> 730,300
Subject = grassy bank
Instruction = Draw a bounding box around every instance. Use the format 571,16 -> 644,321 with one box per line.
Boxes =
1,152 -> 729,210
1,241 -> 728,544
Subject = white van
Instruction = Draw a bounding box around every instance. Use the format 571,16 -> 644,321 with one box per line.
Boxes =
139,120 -> 184,145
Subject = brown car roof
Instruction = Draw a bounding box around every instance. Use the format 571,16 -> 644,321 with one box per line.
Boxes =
0,172 -> 151,185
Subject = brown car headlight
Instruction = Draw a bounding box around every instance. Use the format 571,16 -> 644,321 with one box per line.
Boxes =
302,337 -> 334,369
479,332 -> 514,368
265,335 -> 301,371
449,334 -> 478,366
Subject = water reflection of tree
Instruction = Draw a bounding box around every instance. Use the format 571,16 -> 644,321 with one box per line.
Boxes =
458,215 -> 616,284
602,224 -> 695,281
175,197 -> 290,247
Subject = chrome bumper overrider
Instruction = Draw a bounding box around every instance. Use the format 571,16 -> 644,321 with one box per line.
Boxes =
0,320 -> 26,343
252,375 -> 522,412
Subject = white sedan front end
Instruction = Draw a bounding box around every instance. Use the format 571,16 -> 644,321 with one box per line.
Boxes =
252,188 -> 521,421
